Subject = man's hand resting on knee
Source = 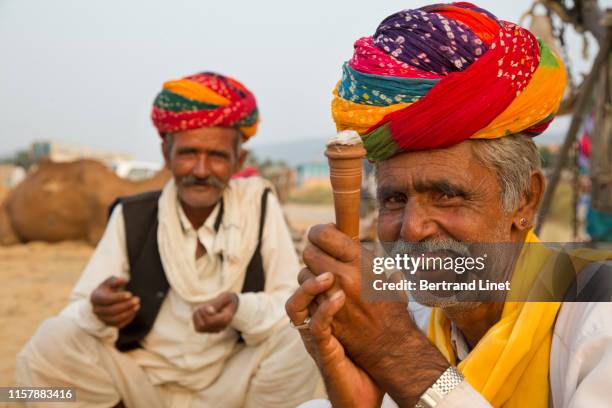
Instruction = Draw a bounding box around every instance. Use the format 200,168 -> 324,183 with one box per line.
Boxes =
90,276 -> 140,329
193,292 -> 239,333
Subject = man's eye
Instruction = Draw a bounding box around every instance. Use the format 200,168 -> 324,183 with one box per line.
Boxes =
210,152 -> 230,160
437,191 -> 462,203
382,194 -> 407,210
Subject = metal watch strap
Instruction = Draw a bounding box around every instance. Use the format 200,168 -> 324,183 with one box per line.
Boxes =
415,366 -> 464,408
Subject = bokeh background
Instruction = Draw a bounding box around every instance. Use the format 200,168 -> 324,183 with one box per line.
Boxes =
0,0 -> 610,393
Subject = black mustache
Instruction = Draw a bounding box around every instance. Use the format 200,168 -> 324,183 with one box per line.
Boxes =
181,175 -> 226,189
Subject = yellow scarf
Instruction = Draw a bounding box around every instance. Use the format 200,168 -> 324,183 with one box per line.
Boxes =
428,231 -> 560,407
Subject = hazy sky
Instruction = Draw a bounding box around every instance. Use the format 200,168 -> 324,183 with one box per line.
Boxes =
0,0 -> 603,162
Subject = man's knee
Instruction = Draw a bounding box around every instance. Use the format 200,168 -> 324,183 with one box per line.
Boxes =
16,316 -> 128,407
26,316 -> 85,349
18,316 -> 100,370
258,323 -> 315,372
266,322 -> 308,352
246,323 -> 319,404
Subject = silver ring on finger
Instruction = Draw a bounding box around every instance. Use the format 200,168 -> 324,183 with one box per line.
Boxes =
290,316 -> 311,330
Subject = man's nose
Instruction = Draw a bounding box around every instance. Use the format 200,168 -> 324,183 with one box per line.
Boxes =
399,198 -> 438,243
192,153 -> 210,178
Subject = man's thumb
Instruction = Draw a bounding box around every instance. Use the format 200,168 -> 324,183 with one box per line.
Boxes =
106,276 -> 128,290
210,292 -> 234,310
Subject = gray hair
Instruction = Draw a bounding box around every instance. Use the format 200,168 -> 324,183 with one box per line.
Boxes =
469,134 -> 541,213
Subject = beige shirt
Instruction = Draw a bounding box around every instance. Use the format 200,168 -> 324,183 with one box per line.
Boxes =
61,177 -> 300,390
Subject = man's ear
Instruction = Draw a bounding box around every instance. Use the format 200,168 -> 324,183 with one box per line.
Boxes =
512,170 -> 545,230
235,149 -> 248,172
161,140 -> 171,170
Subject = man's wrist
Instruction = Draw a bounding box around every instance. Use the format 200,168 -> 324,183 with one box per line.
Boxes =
366,319 -> 450,407
415,366 -> 464,408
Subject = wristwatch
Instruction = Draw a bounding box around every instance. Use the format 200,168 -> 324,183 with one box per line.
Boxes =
415,366 -> 464,408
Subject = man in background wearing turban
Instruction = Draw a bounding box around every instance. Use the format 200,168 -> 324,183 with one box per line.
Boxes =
286,3 -> 612,407
17,72 -> 318,407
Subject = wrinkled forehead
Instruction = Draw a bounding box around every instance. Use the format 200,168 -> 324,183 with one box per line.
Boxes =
375,142 -> 495,191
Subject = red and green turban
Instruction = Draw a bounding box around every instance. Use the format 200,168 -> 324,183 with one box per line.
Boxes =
331,2 -> 566,161
152,72 -> 259,141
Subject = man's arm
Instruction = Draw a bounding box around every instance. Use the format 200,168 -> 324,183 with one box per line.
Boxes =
300,224 -> 496,407
286,268 -> 384,408
60,204 -> 130,341
286,261 -> 492,408
230,193 -> 300,345
551,302 -> 612,408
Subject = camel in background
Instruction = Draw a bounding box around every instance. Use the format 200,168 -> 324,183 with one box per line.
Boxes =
0,159 -> 170,245
0,186 -> 8,205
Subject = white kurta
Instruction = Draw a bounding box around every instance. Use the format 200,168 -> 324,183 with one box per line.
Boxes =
17,177 -> 319,407
63,177 -> 301,386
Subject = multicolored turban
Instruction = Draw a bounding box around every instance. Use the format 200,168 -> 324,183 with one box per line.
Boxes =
152,72 -> 259,141
332,2 -> 566,161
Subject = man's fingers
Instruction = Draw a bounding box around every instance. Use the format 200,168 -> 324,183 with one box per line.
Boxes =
198,292 -> 237,316
193,300 -> 234,332
193,308 -> 232,333
103,306 -> 139,326
93,297 -> 140,317
91,288 -> 132,306
297,290 -> 346,365
116,313 -> 137,329
193,309 -> 206,331
104,276 -> 128,290
298,267 -> 315,285
302,243 -> 343,276
299,267 -> 340,309
308,223 -> 360,263
210,292 -> 235,312
91,277 -> 130,307
309,290 -> 346,343
285,272 -> 335,326
202,309 -> 233,328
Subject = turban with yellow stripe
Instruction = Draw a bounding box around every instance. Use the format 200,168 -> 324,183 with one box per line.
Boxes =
332,2 -> 566,161
152,72 -> 259,141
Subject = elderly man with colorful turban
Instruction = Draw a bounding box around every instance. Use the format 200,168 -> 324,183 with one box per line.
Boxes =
286,3 -> 612,408
16,72 -> 319,407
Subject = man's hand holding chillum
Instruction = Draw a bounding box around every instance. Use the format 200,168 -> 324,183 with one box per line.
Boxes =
287,224 -> 450,407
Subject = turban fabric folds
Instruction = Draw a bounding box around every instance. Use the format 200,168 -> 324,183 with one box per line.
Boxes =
332,2 -> 566,161
152,72 -> 259,141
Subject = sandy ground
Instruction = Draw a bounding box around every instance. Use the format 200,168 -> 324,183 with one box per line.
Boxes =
0,241 -> 93,387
